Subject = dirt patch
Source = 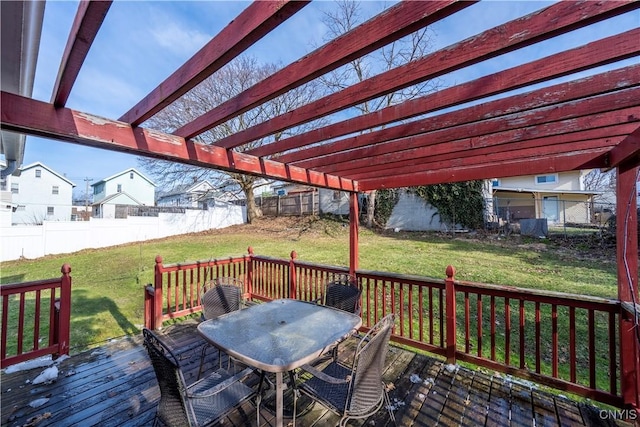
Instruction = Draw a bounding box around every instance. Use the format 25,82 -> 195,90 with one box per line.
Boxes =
202,216 -> 350,239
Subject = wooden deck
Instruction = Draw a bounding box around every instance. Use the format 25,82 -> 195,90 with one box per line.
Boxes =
1,320 -> 631,427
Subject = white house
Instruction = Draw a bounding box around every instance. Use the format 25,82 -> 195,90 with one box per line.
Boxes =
92,168 -> 155,219
9,162 -> 75,225
491,171 -> 598,224
157,180 -> 217,209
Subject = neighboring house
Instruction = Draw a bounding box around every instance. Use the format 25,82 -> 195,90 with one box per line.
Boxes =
157,180 -> 217,209
9,162 -> 75,225
491,171 -> 598,224
92,168 -> 155,219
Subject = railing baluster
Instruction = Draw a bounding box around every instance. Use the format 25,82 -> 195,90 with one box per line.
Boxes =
552,304 -> 558,378
505,297 -> 511,367
418,285 -> 423,342
535,301 -> 541,373
608,311 -> 617,395
464,292 -> 470,353
477,294 -> 483,358
408,282 -> 414,340
589,310 -> 596,389
491,296 -> 496,361
34,290 -> 41,350
519,300 -> 525,369
570,306 -> 576,383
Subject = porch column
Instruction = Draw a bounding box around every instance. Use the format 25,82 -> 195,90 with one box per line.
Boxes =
349,192 -> 359,276
616,164 -> 639,409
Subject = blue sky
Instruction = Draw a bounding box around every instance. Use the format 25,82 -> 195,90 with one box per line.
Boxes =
23,1 -> 638,196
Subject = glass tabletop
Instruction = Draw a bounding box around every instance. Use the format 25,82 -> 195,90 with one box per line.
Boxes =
197,299 -> 362,372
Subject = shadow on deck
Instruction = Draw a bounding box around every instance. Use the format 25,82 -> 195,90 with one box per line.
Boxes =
1,320 -> 630,427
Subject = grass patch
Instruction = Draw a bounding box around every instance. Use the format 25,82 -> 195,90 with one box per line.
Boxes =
0,216 -> 618,354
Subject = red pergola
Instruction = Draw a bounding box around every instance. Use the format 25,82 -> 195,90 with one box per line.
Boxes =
1,0 -> 638,408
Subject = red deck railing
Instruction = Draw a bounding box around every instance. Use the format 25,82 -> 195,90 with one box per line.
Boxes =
144,249 -> 630,408
0,264 -> 72,368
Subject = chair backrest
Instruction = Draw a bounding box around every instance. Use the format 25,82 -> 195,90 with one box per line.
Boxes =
324,274 -> 361,315
143,328 -> 193,426
201,284 -> 242,320
346,314 -> 394,416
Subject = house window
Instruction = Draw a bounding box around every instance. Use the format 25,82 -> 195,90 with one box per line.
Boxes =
47,207 -> 54,215
35,169 -> 42,178
332,191 -> 342,201
535,174 -> 558,185
491,179 -> 500,187
130,172 -> 134,179
117,184 -> 122,192
52,186 -> 59,195
11,183 -> 18,194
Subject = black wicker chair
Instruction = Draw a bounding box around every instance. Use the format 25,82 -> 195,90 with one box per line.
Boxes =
315,274 -> 362,362
322,274 -> 362,316
295,314 -> 396,427
201,283 -> 242,320
142,328 -> 256,427
199,281 -> 243,378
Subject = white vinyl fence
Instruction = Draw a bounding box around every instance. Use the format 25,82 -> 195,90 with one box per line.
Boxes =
1,204 -> 245,262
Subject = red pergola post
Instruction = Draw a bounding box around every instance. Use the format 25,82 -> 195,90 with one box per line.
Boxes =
349,192 -> 359,276
55,264 -> 72,358
153,256 -> 164,331
616,164 -> 639,410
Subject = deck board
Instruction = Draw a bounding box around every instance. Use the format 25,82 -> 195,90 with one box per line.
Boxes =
1,320 -> 632,427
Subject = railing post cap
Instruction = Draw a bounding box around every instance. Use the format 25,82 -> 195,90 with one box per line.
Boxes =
446,265 -> 456,278
155,255 -> 163,264
290,250 -> 297,260
61,263 -> 71,274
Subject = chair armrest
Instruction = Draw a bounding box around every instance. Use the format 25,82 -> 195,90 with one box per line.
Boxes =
299,364 -> 350,385
187,367 -> 255,399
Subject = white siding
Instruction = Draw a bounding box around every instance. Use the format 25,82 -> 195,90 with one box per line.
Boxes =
12,164 -> 74,225
495,171 -> 585,191
102,170 -> 154,205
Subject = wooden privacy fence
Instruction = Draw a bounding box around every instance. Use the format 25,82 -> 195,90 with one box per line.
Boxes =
256,192 -> 319,217
145,249 -> 627,408
0,264 -> 72,367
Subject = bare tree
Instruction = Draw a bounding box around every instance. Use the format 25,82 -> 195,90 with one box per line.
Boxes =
139,56 -> 322,223
319,0 -> 441,227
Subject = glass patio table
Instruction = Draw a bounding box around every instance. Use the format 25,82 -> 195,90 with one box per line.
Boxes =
197,298 -> 362,427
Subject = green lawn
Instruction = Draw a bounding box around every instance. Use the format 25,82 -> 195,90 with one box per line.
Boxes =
0,216 -> 618,353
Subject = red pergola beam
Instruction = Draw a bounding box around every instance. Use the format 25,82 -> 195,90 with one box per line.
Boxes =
119,1 -> 310,126
173,0 -> 471,139
312,89 -> 640,175
0,92 -> 354,191
51,0 -> 112,107
608,126 -> 640,168
212,0 -> 638,151
294,77 -> 640,172
271,31 -> 640,162
346,122 -> 637,181
358,150 -> 610,191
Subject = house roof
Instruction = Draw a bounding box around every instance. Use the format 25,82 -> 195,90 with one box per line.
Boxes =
19,161 -> 76,187
93,191 -> 143,206
0,2 -> 638,193
91,168 -> 156,187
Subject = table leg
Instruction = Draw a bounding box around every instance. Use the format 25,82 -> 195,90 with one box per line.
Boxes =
276,371 -> 283,427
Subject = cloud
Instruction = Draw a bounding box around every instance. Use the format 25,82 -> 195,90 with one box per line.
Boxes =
149,21 -> 211,58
